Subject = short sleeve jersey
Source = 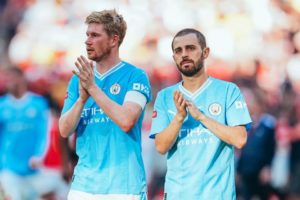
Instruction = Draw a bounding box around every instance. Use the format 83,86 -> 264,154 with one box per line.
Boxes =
150,77 -> 251,200
62,61 -> 152,194
0,92 -> 49,175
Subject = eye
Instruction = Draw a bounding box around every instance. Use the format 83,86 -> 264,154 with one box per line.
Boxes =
174,48 -> 182,54
187,46 -> 195,50
91,33 -> 98,37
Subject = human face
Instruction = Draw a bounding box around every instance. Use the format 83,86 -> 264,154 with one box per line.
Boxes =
172,33 -> 208,77
85,23 -> 114,62
5,70 -> 25,94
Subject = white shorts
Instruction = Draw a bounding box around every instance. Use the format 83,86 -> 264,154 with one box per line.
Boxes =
0,169 -> 69,200
68,190 -> 147,200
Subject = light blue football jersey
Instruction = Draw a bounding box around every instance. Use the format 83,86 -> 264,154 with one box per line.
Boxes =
0,92 -> 49,175
62,61 -> 152,195
150,76 -> 252,200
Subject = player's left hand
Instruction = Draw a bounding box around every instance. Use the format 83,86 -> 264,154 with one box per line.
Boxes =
186,100 -> 204,121
74,55 -> 95,91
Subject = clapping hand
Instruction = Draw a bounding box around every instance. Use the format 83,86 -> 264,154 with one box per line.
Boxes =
186,100 -> 204,121
173,91 -> 187,121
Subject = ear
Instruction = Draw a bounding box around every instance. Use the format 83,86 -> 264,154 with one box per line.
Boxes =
110,34 -> 120,47
202,47 -> 210,59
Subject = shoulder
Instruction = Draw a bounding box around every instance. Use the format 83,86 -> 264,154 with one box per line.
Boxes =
122,61 -> 148,76
156,83 -> 180,97
69,74 -> 79,83
210,77 -> 241,96
0,94 -> 7,101
210,77 -> 238,88
27,92 -> 48,106
0,94 -> 8,105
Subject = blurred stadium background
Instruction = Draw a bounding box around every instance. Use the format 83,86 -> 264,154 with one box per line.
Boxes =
0,0 -> 300,199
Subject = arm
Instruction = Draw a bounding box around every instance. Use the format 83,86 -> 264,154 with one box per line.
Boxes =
74,56 -> 143,132
88,85 -> 142,132
155,91 -> 187,154
59,80 -> 89,138
186,101 -> 247,149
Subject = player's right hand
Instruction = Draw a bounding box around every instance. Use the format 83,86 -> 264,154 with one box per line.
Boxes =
173,91 -> 187,120
79,82 -> 89,103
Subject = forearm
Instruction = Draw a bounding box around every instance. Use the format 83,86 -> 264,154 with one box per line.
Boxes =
155,115 -> 184,154
198,115 -> 247,149
88,85 -> 138,132
59,99 -> 85,138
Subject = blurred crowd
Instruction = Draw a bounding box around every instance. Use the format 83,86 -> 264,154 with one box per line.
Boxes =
0,0 -> 300,199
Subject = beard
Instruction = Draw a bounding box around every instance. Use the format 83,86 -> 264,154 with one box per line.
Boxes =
87,46 -> 112,62
177,60 -> 204,77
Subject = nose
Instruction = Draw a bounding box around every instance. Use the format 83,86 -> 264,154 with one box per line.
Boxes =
181,50 -> 189,59
181,49 -> 189,58
85,37 -> 92,45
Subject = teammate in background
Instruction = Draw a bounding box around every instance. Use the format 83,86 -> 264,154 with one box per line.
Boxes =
0,67 -> 50,200
59,9 -> 151,200
149,28 -> 252,200
237,88 -> 276,200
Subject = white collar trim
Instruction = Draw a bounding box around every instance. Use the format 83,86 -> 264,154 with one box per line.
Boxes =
94,61 -> 125,80
178,77 -> 213,100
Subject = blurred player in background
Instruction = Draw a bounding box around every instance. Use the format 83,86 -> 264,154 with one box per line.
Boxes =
150,28 -> 252,200
59,9 -> 152,200
237,88 -> 276,200
0,67 -> 56,200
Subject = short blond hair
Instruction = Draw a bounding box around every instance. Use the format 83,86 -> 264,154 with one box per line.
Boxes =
85,9 -> 127,46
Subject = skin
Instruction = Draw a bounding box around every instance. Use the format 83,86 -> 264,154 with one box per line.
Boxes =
155,33 -> 247,154
59,23 -> 142,137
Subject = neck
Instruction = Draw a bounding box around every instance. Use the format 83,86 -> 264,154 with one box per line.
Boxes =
182,70 -> 208,93
11,87 -> 27,99
96,50 -> 121,74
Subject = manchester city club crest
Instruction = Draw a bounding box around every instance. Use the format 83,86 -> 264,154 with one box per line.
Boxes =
110,83 -> 121,95
208,103 -> 222,116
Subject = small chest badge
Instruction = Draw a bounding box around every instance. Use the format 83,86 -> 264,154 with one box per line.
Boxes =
208,103 -> 222,116
110,83 -> 121,95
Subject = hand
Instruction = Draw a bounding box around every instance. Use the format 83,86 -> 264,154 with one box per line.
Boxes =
29,156 -> 43,169
173,91 -> 187,121
73,55 -> 95,92
259,167 -> 271,184
79,81 -> 89,103
186,100 -> 204,121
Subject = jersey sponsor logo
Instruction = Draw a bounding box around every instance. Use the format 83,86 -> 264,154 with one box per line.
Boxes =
133,83 -> 150,96
209,103 -> 221,116
110,83 -> 121,95
80,107 -> 111,125
152,110 -> 157,118
178,127 -> 215,146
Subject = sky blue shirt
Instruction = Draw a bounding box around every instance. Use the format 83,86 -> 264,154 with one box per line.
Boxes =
0,92 -> 49,175
150,77 -> 252,200
62,61 -> 152,195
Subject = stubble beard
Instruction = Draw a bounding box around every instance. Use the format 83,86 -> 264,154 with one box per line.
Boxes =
88,47 -> 112,63
177,60 -> 204,77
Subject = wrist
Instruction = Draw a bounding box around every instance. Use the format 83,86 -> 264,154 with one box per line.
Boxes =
197,113 -> 206,121
175,114 -> 185,123
77,97 -> 87,105
87,84 -> 98,94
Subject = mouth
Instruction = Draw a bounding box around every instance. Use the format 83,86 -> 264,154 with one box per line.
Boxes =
181,60 -> 193,66
86,48 -> 94,53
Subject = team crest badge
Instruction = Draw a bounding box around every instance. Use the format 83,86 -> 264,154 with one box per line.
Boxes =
110,83 -> 121,95
208,103 -> 222,116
